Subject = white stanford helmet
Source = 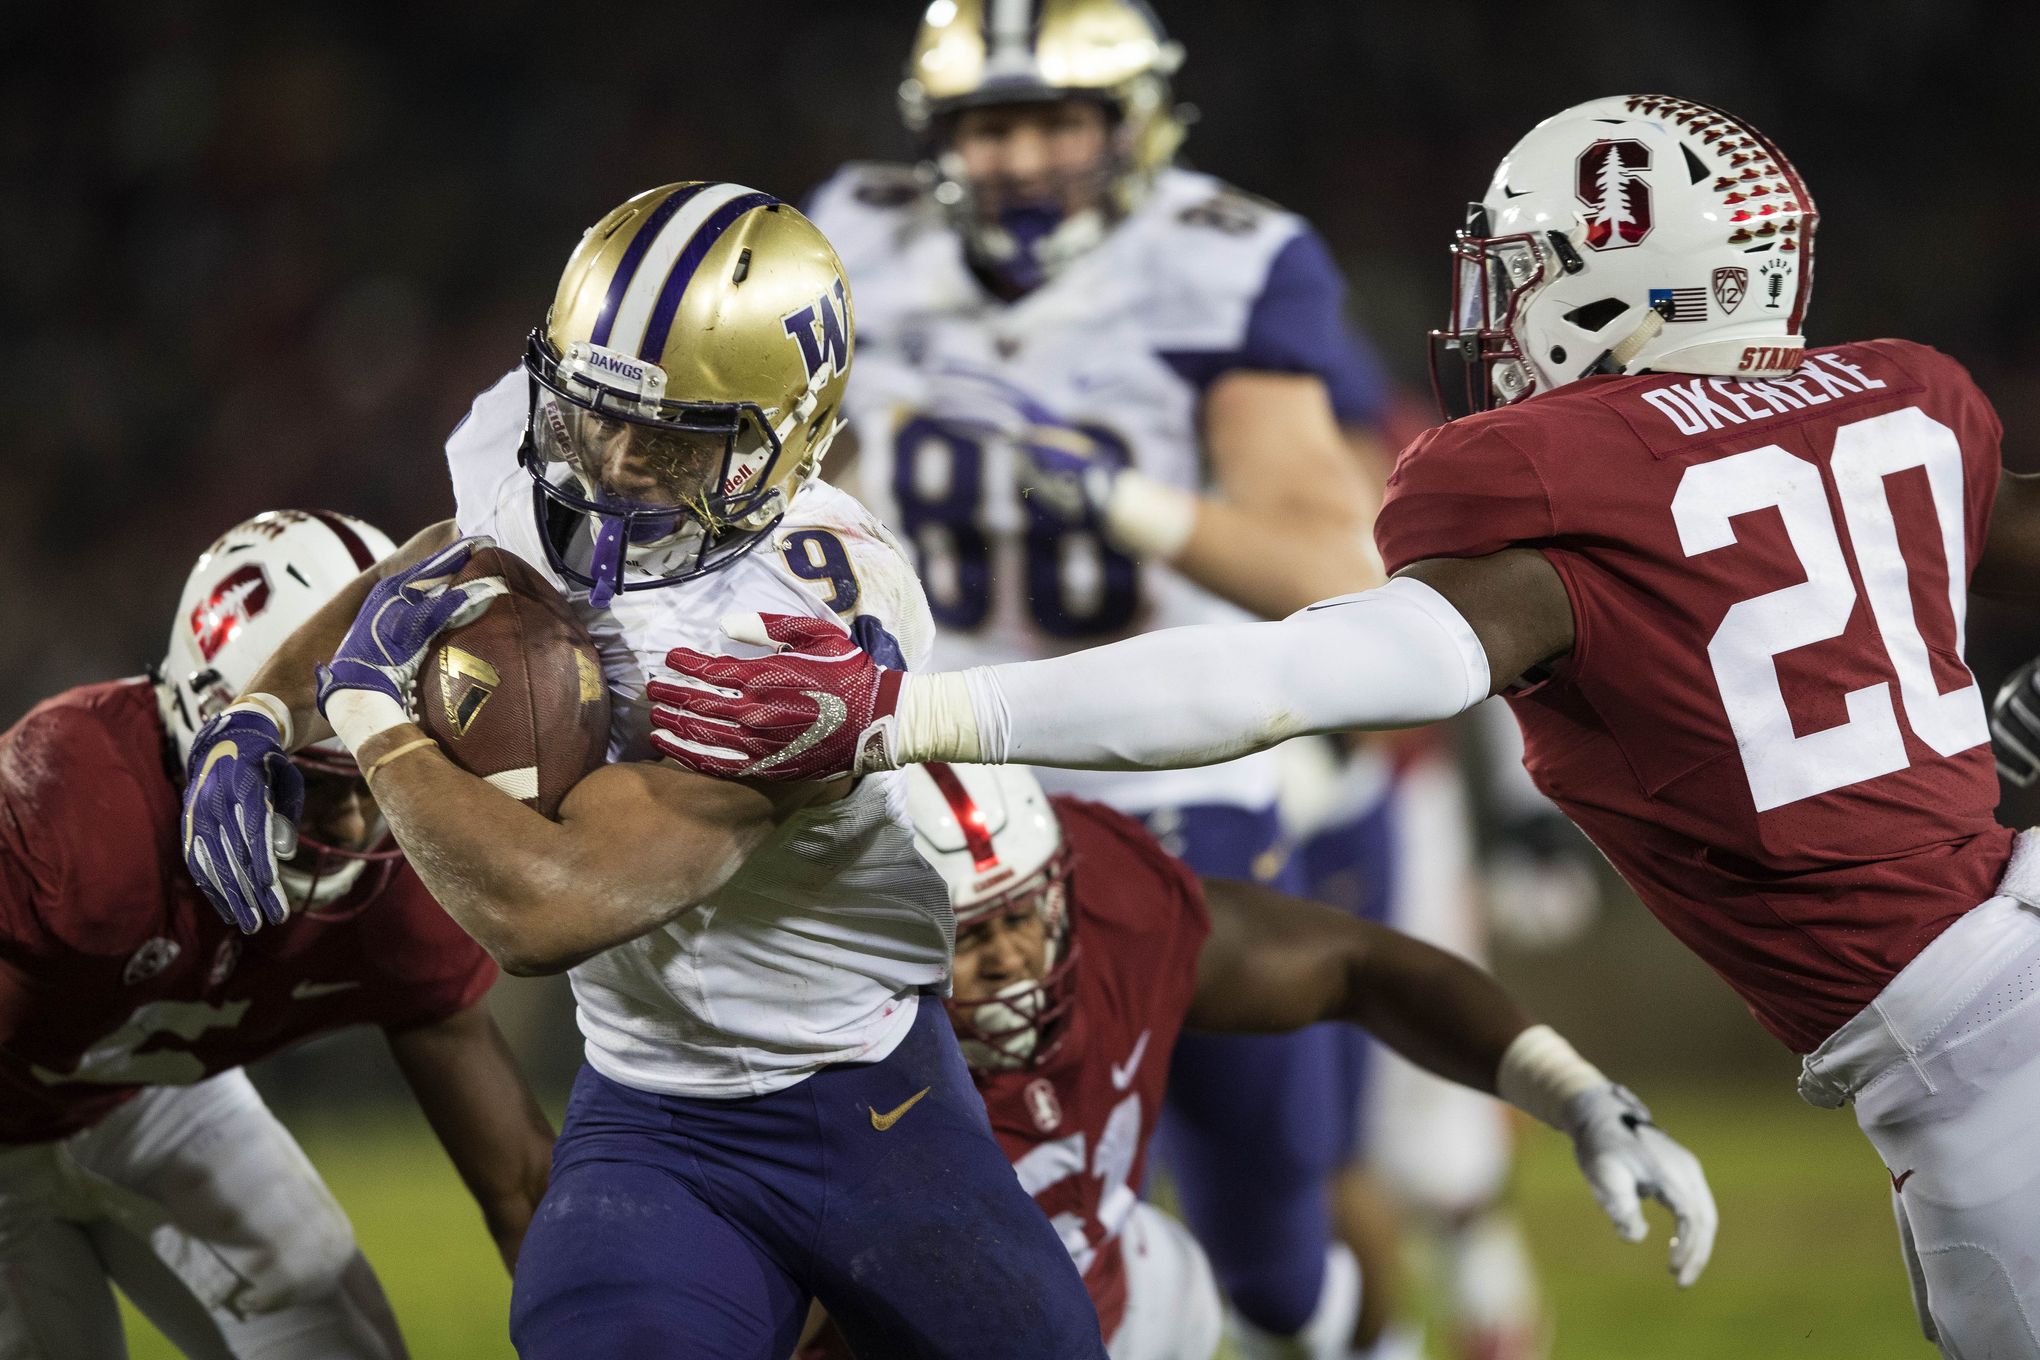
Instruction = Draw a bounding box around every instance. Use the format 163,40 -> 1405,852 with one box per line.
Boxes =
905,762 -> 1076,1070
155,509 -> 400,907
1432,94 -> 1817,418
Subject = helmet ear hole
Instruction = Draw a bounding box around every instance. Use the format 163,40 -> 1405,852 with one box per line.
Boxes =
1563,298 -> 1632,332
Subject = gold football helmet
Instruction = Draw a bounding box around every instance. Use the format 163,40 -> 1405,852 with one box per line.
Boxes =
899,0 -> 1186,288
521,182 -> 853,605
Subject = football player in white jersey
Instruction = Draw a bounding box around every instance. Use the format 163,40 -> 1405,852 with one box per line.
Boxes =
803,2 -> 1396,1353
177,184 -> 1109,1360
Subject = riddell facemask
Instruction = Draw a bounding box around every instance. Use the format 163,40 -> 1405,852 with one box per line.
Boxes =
522,334 -> 789,608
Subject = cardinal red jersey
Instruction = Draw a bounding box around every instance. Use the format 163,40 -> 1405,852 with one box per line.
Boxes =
0,679 -> 498,1143
1376,340 -> 2014,1053
972,796 -> 1211,1341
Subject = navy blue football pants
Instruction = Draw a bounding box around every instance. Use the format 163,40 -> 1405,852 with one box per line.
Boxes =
510,999 -> 1106,1360
1147,798 -> 1395,1337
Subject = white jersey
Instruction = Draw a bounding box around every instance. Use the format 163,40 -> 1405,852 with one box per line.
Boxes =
810,164 -> 1369,814
446,370 -> 953,1099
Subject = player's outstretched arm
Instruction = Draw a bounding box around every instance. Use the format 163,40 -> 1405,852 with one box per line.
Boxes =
384,1000 -> 556,1272
648,549 -> 1572,781
1187,878 -> 1716,1288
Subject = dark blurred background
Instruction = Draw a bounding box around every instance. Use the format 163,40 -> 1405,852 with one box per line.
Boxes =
8,0 -> 2040,1148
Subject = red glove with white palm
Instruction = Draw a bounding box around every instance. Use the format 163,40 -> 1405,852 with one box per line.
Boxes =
647,614 -> 905,780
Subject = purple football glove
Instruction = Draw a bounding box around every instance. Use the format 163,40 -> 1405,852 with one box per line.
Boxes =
182,707 -> 305,932
314,537 -> 505,721
925,367 -> 1119,528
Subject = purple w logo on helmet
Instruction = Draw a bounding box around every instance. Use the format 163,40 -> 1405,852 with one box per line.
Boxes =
781,278 -> 851,382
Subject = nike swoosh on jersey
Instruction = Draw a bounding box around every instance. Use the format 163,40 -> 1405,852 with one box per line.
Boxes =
745,691 -> 848,776
870,1086 -> 932,1131
290,979 -> 362,1002
1111,1029 -> 1152,1091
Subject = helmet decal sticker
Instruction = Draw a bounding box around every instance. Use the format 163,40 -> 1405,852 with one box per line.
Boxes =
1577,138 -> 1653,250
782,277 -> 853,383
1713,266 -> 1749,313
1648,287 -> 1709,322
1760,258 -> 1792,309
190,565 -> 272,663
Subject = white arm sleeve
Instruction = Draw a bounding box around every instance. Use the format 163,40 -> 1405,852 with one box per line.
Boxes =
896,577 -> 1492,769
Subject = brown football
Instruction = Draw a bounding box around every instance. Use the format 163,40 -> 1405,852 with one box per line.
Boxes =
415,546 -> 610,819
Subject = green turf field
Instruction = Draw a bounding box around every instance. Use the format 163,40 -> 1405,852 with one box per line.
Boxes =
120,1079 -> 1929,1358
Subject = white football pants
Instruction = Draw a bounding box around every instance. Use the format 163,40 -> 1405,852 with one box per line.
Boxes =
1800,832 -> 2040,1360
0,1068 -> 407,1359
1110,1201 -> 1224,1360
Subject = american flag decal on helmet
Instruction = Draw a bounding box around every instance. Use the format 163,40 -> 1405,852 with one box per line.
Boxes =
1649,287 -> 1709,323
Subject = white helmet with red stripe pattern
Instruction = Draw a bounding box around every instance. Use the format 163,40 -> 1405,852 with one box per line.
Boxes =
1432,94 -> 1817,418
905,762 -> 1077,1070
155,510 -> 400,908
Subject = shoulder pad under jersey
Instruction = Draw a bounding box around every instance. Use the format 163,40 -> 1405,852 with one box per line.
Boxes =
805,162 -> 936,274
768,481 -> 936,671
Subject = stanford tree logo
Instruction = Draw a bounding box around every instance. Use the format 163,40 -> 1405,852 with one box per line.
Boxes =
1577,139 -> 1653,250
190,565 -> 272,663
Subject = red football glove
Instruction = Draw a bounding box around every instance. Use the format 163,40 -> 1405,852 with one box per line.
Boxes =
647,613 -> 905,781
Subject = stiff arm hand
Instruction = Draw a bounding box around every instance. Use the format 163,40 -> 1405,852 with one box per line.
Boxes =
649,570 -> 1513,782
182,704 -> 304,932
181,537 -> 503,932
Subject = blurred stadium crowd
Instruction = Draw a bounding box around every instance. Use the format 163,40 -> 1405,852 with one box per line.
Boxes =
6,0 -> 2039,1084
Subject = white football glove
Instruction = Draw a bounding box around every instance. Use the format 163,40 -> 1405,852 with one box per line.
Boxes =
1564,1083 -> 1717,1287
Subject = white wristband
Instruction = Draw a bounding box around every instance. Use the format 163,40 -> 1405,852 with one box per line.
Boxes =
1103,471 -> 1197,561
323,689 -> 411,755
1495,1024 -> 1611,1133
892,671 -> 997,765
225,693 -> 293,750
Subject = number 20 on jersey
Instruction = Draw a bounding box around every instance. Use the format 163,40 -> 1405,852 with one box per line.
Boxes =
1673,407 -> 1987,812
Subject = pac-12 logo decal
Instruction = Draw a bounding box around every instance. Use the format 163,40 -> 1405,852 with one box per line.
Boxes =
190,565 -> 272,662
1577,139 -> 1653,250
1713,266 -> 1749,314
781,277 -> 850,382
